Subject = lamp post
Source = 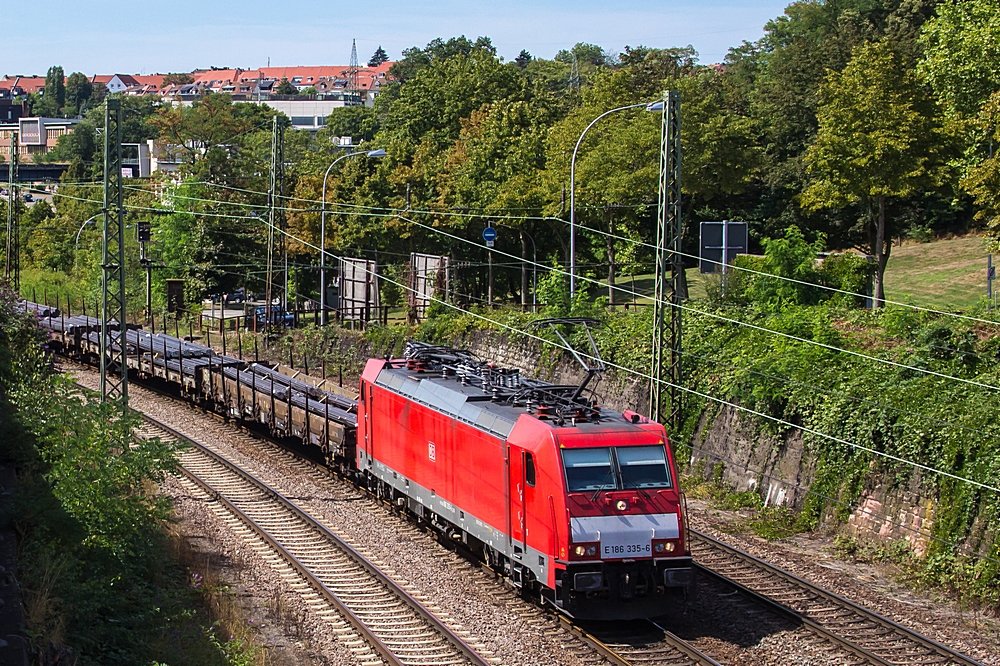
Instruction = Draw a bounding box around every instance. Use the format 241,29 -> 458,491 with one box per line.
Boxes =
73,213 -> 102,270
320,148 -> 386,324
569,100 -> 664,297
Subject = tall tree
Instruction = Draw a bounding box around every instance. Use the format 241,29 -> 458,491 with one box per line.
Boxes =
960,91 -> 1000,250
162,73 -> 194,86
46,65 -> 66,112
64,72 -> 93,117
514,49 -> 532,68
34,65 -> 66,117
801,39 -> 947,307
555,43 -> 610,67
368,46 -> 389,67
388,36 -> 495,82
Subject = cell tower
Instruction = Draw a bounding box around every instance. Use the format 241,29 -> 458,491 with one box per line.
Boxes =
347,38 -> 361,106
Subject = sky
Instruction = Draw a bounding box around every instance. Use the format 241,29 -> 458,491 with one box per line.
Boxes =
6,1 -> 792,75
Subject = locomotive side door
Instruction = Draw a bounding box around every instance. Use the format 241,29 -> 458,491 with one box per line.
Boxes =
507,444 -> 527,554
362,381 -> 374,465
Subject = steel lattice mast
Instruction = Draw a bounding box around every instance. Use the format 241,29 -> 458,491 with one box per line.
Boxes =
347,38 -> 361,106
264,115 -> 284,327
4,130 -> 18,290
649,91 -> 682,429
100,98 -> 128,407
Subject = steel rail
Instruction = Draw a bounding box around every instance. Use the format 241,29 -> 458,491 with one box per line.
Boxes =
691,529 -> 985,666
137,412 -> 491,666
560,615 -> 725,666
112,369 -> 722,666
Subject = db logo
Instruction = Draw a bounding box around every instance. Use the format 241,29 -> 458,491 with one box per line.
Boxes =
428,441 -> 436,462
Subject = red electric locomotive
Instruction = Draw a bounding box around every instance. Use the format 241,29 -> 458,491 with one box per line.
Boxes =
357,322 -> 694,620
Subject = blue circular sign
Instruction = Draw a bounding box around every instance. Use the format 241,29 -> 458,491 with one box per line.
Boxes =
482,227 -> 497,242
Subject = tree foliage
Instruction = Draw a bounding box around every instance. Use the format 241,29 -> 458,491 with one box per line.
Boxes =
919,0 -> 1000,120
802,39 -> 948,305
275,77 -> 297,95
368,45 -> 390,67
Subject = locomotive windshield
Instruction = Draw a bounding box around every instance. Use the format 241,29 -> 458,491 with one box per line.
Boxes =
562,445 -> 672,492
562,447 -> 616,492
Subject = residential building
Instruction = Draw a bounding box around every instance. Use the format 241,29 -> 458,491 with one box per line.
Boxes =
92,73 -> 166,95
0,75 -> 46,97
0,98 -> 27,123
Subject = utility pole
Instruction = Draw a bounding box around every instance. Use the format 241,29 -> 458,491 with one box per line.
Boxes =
100,98 -> 128,408
649,91 -> 682,429
4,130 -> 18,290
265,115 -> 284,328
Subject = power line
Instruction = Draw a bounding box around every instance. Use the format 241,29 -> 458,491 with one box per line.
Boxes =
256,215 -> 1000,495
168,179 -> 1000,327
50,186 -> 1000,391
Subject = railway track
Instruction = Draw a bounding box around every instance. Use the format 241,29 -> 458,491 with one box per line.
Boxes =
121,376 -> 725,666
690,529 -> 985,666
72,366 -> 987,666
135,413 -> 493,666
564,617 -> 723,666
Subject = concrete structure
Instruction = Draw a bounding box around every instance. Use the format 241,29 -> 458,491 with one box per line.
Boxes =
0,117 -> 80,163
258,98 -> 347,132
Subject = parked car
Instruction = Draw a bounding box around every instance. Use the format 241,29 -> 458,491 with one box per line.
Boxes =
22,192 -> 33,202
248,305 -> 294,329
223,288 -> 249,306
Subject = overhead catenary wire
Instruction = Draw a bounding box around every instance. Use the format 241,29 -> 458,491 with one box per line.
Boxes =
675,346 -> 1000,442
38,157 -> 1000,327
254,214 -> 1000,496
163,180 -> 1000,327
385,210 -> 1000,394
49,185 -> 1000,394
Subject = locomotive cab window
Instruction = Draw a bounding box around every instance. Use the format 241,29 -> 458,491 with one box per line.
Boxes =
525,452 -> 536,487
562,447 -> 615,492
561,445 -> 673,492
617,445 -> 672,489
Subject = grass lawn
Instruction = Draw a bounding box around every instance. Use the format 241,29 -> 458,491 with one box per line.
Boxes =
884,235 -> 992,312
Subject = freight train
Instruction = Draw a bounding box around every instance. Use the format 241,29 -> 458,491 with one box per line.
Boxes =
27,302 -> 694,620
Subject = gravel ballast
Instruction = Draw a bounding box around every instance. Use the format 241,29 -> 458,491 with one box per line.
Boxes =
68,364 -> 994,665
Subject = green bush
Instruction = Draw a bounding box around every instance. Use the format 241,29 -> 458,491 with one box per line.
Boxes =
0,284 -> 249,664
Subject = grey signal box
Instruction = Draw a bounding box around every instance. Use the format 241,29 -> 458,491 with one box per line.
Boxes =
700,220 -> 748,273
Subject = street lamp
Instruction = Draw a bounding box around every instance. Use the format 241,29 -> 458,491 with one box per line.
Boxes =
320,148 -> 386,324
569,100 -> 664,296
74,213 -> 102,270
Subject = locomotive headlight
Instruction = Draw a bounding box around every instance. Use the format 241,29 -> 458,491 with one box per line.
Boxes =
653,539 -> 677,554
615,500 -> 628,511
570,542 -> 600,560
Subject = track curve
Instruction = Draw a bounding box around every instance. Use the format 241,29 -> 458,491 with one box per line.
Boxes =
137,414 -> 492,666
